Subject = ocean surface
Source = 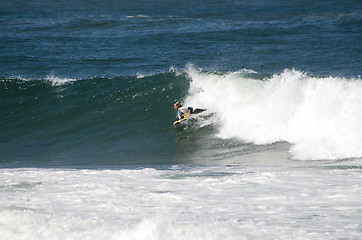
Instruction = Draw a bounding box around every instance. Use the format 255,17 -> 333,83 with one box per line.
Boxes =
1,0 -> 362,239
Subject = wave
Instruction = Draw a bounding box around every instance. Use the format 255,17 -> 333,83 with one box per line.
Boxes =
184,67 -> 362,160
0,71 -> 188,165
1,68 -> 361,166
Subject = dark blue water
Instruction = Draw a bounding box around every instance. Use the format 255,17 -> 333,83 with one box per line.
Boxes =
1,0 -> 361,167
1,0 -> 361,78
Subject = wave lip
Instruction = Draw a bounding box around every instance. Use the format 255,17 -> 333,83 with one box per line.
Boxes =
45,74 -> 78,86
185,67 -> 362,160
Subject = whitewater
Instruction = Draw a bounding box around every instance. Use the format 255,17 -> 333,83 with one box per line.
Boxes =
185,67 -> 362,161
2,68 -> 361,165
1,166 -> 362,240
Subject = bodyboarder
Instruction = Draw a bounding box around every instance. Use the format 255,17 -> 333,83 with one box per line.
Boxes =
174,101 -> 206,120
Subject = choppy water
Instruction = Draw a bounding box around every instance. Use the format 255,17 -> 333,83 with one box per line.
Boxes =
1,166 -> 362,239
1,0 -> 362,239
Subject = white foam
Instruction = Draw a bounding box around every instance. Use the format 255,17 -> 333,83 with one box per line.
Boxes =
126,15 -> 150,19
136,72 -> 146,78
45,74 -> 77,86
184,67 -> 362,160
6,75 -> 76,86
0,167 -> 361,239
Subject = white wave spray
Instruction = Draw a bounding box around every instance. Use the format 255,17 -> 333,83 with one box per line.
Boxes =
45,74 -> 77,86
185,67 -> 362,160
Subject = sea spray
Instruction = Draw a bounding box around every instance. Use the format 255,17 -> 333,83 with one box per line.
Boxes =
185,67 -> 362,160
45,74 -> 77,86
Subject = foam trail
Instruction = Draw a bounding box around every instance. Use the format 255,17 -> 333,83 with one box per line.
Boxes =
185,67 -> 362,160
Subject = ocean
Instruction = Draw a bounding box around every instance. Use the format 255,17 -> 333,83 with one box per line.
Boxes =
1,0 -> 362,239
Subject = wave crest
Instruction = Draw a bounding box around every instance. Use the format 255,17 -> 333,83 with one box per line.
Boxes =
185,67 -> 362,160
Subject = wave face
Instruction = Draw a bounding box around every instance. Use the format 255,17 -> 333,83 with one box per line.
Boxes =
1,68 -> 362,167
0,72 -> 189,166
185,67 -> 362,160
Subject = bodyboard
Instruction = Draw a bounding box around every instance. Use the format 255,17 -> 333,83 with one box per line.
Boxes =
173,113 -> 191,125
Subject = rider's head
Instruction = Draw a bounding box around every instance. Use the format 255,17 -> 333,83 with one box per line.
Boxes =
174,101 -> 182,110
